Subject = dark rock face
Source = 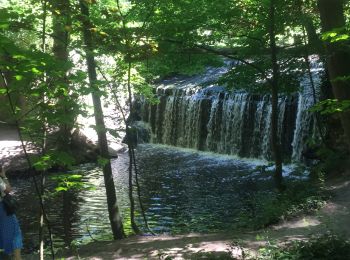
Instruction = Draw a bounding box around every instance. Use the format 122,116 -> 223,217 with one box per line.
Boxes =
139,90 -> 302,161
70,129 -> 100,163
122,121 -> 152,146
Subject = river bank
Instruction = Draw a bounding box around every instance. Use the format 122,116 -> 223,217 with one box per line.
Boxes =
0,123 -> 37,173
0,123 -> 120,175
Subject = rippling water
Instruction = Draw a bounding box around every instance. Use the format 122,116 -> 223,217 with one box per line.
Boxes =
11,144 -> 297,253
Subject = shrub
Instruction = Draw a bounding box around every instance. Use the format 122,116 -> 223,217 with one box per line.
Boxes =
258,233 -> 350,260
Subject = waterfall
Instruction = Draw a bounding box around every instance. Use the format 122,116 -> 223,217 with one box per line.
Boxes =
138,58 -> 322,162
291,56 -> 323,161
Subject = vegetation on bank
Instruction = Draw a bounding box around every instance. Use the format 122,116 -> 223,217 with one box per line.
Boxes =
238,176 -> 328,230
257,233 -> 350,260
187,233 -> 350,260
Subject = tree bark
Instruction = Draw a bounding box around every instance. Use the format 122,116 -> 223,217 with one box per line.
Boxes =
318,0 -> 350,152
268,0 -> 284,191
52,0 -> 74,150
79,0 -> 125,239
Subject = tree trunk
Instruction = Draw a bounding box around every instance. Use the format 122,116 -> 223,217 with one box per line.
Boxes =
52,0 -> 74,151
318,0 -> 350,152
79,0 -> 125,239
268,0 -> 284,191
128,142 -> 140,234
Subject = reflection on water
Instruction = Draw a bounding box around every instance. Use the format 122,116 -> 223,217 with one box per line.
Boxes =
11,144 -> 279,253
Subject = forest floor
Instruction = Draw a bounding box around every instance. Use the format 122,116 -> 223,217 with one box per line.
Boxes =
55,172 -> 350,260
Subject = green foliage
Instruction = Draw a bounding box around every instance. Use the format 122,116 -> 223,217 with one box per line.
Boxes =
239,178 -> 328,229
310,99 -> 350,115
137,51 -> 223,81
258,233 -> 350,260
50,173 -> 95,193
321,28 -> 350,43
97,156 -> 109,167
32,151 -> 76,171
312,145 -> 348,175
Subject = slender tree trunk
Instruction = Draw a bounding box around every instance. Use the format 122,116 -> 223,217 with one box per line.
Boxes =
128,142 -> 140,233
52,0 -> 74,150
79,0 -> 125,239
126,61 -> 140,234
268,0 -> 283,191
40,2 -> 48,258
318,0 -> 350,152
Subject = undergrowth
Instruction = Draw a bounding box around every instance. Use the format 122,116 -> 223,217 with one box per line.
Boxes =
239,177 -> 329,229
257,233 -> 350,260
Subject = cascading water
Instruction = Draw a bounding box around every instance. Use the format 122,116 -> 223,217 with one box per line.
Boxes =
138,57 -> 322,162
291,56 -> 323,161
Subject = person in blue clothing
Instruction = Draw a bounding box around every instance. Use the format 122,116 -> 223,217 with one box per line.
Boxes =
0,164 -> 22,260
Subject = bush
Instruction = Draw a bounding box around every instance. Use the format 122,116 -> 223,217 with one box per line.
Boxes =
258,233 -> 350,260
239,180 -> 329,229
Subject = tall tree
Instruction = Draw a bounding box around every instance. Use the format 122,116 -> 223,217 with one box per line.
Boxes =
268,0 -> 283,190
317,0 -> 350,153
78,0 -> 125,239
51,0 -> 75,151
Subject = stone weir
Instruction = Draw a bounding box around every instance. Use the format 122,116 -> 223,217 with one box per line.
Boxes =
136,60 -> 322,162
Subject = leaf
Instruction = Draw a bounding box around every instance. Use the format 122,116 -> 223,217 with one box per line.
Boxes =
310,99 -> 350,115
55,186 -> 68,192
107,128 -> 121,138
12,55 -> 26,60
99,31 -> 108,37
0,23 -> 9,29
15,75 -> 23,81
31,67 -> 41,74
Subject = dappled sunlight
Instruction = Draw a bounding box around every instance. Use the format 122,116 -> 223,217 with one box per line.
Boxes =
273,217 -> 321,230
0,126 -> 36,159
328,180 -> 350,192
0,140 -> 32,157
64,233 -> 244,259
0,139 -> 36,159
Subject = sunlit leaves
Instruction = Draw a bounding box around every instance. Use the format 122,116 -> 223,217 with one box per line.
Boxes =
14,75 -> 23,80
321,28 -> 350,43
310,99 -> 350,115
50,173 -> 95,193
31,67 -> 41,74
33,151 -> 76,171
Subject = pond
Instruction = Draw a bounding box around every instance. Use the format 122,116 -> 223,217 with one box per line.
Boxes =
11,144 -> 296,253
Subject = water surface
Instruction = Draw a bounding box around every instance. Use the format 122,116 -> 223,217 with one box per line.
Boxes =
11,144 -> 288,253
